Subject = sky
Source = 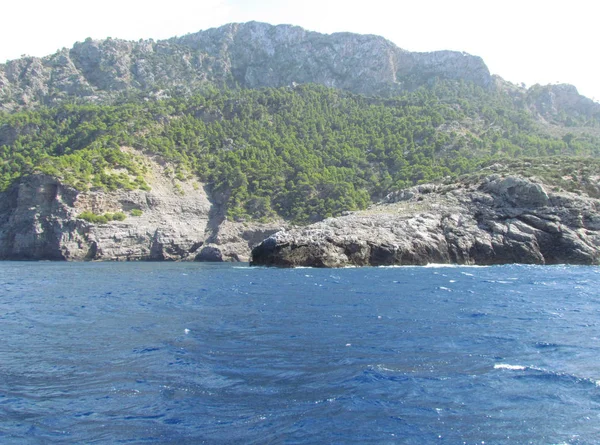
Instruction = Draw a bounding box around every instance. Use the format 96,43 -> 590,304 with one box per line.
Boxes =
2,0 -> 599,101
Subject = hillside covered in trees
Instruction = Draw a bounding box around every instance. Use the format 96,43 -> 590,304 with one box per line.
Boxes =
1,80 -> 600,223
2,22 -> 600,227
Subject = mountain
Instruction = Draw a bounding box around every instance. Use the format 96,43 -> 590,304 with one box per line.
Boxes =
0,21 -> 493,111
2,21 -> 598,124
0,22 -> 599,262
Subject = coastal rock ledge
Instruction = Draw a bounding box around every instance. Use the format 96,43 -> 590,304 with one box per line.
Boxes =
251,174 -> 600,267
0,167 -> 284,262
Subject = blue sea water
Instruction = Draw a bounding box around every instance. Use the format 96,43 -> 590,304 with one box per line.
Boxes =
1,263 -> 600,444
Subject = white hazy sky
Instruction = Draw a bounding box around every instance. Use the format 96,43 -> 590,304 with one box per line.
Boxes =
2,0 -> 599,101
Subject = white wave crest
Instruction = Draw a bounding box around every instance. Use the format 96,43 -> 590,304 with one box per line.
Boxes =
494,363 -> 527,371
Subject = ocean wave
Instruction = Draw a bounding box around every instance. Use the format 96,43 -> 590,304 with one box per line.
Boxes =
494,364 -> 600,387
374,263 -> 489,269
494,363 -> 527,371
426,263 -> 489,268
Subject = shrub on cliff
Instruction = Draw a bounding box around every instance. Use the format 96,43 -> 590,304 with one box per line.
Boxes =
78,211 -> 126,224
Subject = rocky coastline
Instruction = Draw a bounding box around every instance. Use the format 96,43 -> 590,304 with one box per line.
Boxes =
3,167 -> 600,266
251,173 -> 600,267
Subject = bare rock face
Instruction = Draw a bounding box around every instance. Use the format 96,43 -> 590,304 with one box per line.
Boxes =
0,175 -> 80,260
251,175 -> 600,267
177,22 -> 491,95
0,22 -> 491,111
526,84 -> 600,123
0,152 -> 284,261
197,218 -> 286,262
0,172 -> 210,261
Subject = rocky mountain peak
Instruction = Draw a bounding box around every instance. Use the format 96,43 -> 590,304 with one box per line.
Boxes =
526,83 -> 600,123
0,21 -> 492,111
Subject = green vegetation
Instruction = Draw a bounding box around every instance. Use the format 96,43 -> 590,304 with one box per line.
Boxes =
2,81 -> 599,223
78,211 -> 126,224
130,209 -> 143,217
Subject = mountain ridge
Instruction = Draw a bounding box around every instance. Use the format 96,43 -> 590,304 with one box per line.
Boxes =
2,21 -> 594,116
0,21 -> 489,109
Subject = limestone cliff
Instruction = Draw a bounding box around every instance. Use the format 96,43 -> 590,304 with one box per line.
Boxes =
493,77 -> 600,125
526,83 -> 600,124
2,22 -> 598,121
251,172 -> 600,267
0,152 -> 283,261
0,22 -> 491,111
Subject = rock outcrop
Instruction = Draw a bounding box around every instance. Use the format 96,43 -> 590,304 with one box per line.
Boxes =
0,152 -> 283,261
251,174 -> 600,267
0,22 -> 491,111
526,83 -> 600,123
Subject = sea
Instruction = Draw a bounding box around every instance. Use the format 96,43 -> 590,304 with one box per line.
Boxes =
1,262 -> 599,444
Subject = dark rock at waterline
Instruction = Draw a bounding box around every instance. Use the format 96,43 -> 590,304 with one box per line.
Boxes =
195,246 -> 224,262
